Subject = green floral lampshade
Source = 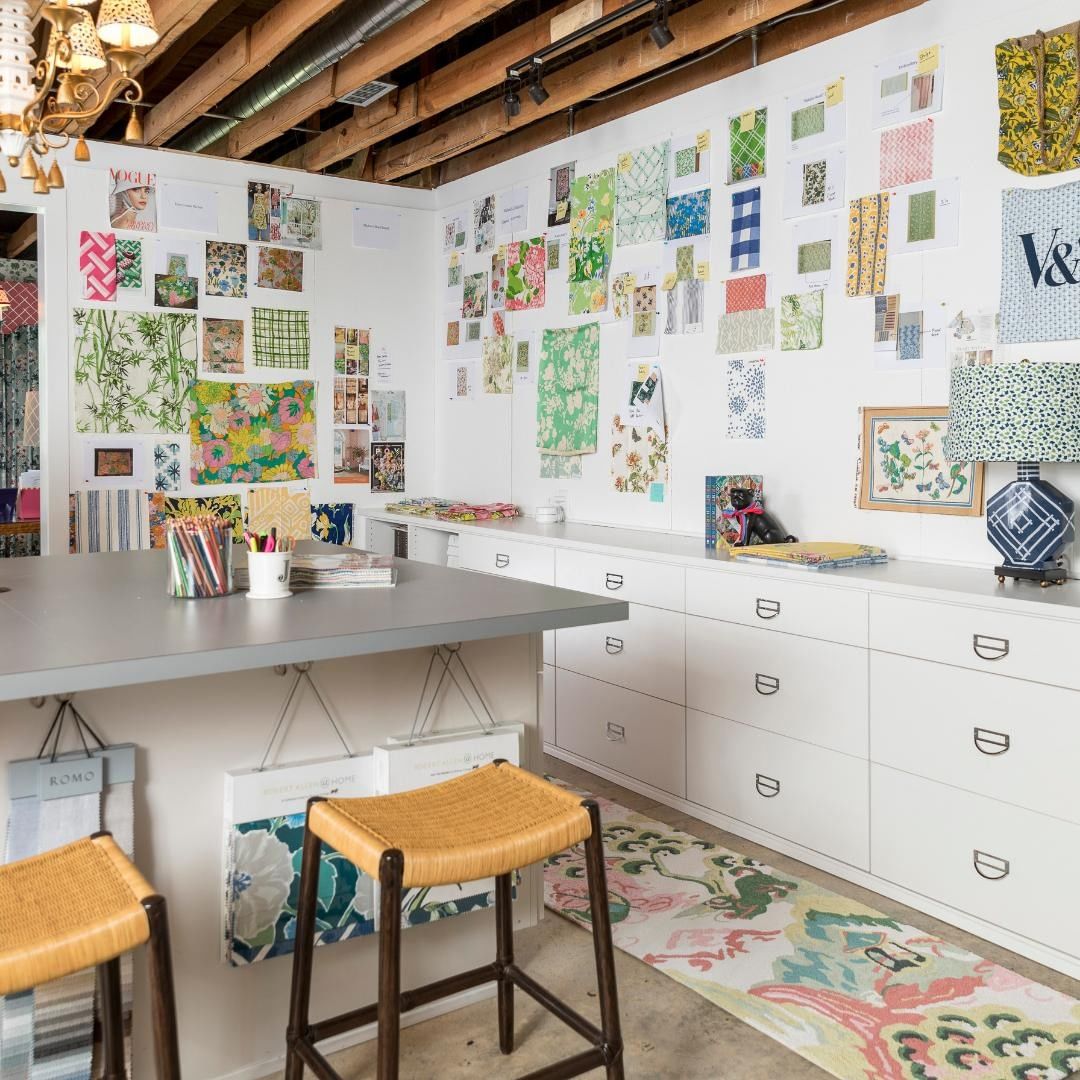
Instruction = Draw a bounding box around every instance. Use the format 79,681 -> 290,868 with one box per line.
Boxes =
944,362 -> 1080,462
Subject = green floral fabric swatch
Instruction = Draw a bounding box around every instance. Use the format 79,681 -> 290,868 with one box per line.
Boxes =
791,102 -> 825,141
568,169 -> 615,314
540,453 -> 582,479
482,336 -> 513,394
537,322 -> 600,454
798,239 -> 832,275
907,190 -> 937,243
675,245 -> 695,282
780,291 -> 824,351
675,146 -> 697,177
802,160 -> 827,206
115,239 -> 142,289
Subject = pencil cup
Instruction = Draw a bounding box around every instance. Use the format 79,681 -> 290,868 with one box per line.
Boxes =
246,551 -> 293,599
166,516 -> 234,599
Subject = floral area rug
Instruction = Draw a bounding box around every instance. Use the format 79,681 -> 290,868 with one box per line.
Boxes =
544,792 -> 1080,1080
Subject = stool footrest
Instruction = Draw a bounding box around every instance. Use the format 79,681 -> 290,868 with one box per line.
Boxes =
507,964 -> 603,1046
514,1046 -> 610,1080
292,1038 -> 341,1080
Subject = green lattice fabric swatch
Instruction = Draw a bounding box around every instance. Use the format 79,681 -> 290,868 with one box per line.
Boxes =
616,141 -> 669,246
798,240 -> 832,275
907,190 -> 937,243
791,102 -> 825,141
251,307 -> 310,368
728,108 -> 767,183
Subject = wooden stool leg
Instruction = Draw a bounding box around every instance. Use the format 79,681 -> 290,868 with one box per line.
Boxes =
377,849 -> 404,1080
582,800 -> 624,1080
286,797 -> 326,1080
99,957 -> 125,1079
143,895 -> 182,1080
495,872 -> 514,1054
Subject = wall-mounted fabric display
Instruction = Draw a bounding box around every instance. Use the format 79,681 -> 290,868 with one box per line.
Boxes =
473,194 -> 496,253
611,271 -> 635,320
845,192 -> 890,297
537,322 -> 600,456
662,238 -> 707,335
726,273 -> 767,313
874,294 -> 900,351
80,230 -> 117,301
115,238 -> 142,290
154,271 -> 199,310
616,140 -> 670,245
879,118 -> 934,188
188,379 -> 316,485
371,441 -> 405,492
792,212 -> 839,292
202,317 -> 245,374
996,26 -> 1080,176
1000,180 -> 1080,343
69,489 -> 152,552
155,494 -> 244,544
442,211 -> 466,252
547,162 -> 575,228
482,335 -> 513,394
539,453 -> 581,479
627,276 -> 660,358
728,108 -> 767,183
780,291 -> 824,351
782,146 -> 846,219
490,249 -> 506,311
256,246 -> 303,292
898,310 -> 924,361
873,44 -> 943,128
568,169 -> 615,315
311,502 -> 353,544
204,241 -> 248,298
492,311 -> 507,337
730,187 -> 761,271
547,238 -> 562,270
716,309 -> 775,354
666,189 -> 710,240
247,487 -> 310,538
462,271 -> 488,319
669,130 -> 710,194
504,237 -> 546,310
153,440 -> 182,492
251,307 -> 310,368
727,357 -> 766,440
784,80 -> 846,154
612,362 -> 668,496
73,308 -> 197,433
887,176 -> 960,254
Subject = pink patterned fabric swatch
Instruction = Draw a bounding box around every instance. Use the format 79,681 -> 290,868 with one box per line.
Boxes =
79,230 -> 117,301
880,118 -> 934,188
726,274 -> 767,313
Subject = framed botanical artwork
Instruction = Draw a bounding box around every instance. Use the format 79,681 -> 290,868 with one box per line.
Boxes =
856,405 -> 984,516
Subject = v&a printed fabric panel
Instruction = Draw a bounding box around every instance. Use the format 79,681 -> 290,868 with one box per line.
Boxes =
846,193 -> 890,297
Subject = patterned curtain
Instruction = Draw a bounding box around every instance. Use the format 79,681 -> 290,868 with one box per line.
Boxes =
0,257 -> 40,558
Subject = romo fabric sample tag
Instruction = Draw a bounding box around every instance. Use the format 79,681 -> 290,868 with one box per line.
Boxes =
38,758 -> 105,800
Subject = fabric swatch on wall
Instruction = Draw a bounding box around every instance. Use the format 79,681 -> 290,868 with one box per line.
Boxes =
632,285 -> 657,337
802,160 -> 827,207
251,307 -> 310,368
730,187 -> 761,271
674,245 -> 695,282
540,453 -> 582,479
727,357 -> 766,440
473,194 -> 496,253
611,273 -> 634,320
446,320 -> 460,346
568,170 -> 615,314
874,294 -> 900,348
505,237 -> 546,310
248,487 -> 310,538
189,380 -> 316,485
845,193 -> 890,297
611,417 -> 668,494
311,503 -> 353,545
537,322 -> 600,455
490,249 -> 506,310
880,118 -> 934,188
880,71 -> 909,97
729,108 -> 767,183
911,71 -> 935,112
791,102 -> 825,142
797,239 -> 832,275
616,141 -> 670,245
898,310 -> 924,360
69,489 -> 152,553
202,317 -> 244,373
482,335 -> 513,394
547,239 -> 561,270
152,440 -> 181,492
115,238 -> 142,290
205,241 -> 248,298
158,494 -> 244,544
716,308 -> 775,354
666,189 -> 711,240
780,291 -> 824,351
80,230 -> 117,301
907,189 -> 937,242
257,246 -> 303,291
726,274 -> 767,313
462,271 -> 488,318
674,146 -> 698,178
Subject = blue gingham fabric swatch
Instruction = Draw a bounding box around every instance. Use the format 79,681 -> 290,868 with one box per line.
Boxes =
730,187 -> 761,271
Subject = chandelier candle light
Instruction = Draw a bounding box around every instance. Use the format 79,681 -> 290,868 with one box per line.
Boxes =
0,0 -> 159,193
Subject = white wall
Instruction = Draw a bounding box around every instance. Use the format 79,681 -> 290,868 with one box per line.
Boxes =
0,139 -> 437,554
432,0 -> 1080,568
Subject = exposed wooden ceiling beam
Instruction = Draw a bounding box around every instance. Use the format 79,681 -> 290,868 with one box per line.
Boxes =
372,0 -> 819,182
437,0 -> 928,185
274,0 -> 643,174
220,0 -> 517,161
142,0 -> 349,146
6,216 -> 37,258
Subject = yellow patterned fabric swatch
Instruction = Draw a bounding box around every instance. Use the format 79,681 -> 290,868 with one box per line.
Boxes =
247,488 -> 310,541
846,193 -> 890,297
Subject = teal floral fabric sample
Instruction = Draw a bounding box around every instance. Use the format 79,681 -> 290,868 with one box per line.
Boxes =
729,107 -> 767,183
568,169 -> 615,315
616,141 -> 669,245
540,453 -> 582,478
311,503 -> 353,544
537,322 -> 600,455
205,241 -> 248,298
666,190 -> 711,240
73,308 -> 197,433
251,307 -> 310,368
780,291 -> 824,351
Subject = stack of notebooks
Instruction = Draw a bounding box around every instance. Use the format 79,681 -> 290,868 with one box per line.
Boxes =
236,551 -> 396,590
732,542 -> 888,572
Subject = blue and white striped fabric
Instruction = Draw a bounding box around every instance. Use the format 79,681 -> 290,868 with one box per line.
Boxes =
69,489 -> 151,554
730,187 -> 761,271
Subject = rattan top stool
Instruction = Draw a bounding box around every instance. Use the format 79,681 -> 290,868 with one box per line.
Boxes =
285,760 -> 624,1080
0,832 -> 181,1080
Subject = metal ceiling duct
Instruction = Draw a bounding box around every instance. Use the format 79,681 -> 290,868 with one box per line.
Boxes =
171,0 -> 428,154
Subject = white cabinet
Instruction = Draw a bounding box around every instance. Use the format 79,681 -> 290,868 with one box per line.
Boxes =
556,548 -> 685,611
457,532 -> 555,585
541,664 -> 556,746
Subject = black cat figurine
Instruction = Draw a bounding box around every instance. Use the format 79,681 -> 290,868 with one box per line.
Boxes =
728,487 -> 798,546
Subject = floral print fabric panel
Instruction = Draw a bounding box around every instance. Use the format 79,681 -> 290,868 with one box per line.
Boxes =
802,159 -> 827,207
159,494 -> 244,543
115,238 -> 142,290
845,193 -> 890,297
247,487 -> 310,539
257,246 -> 303,292
879,118 -> 934,188
482,335 -> 513,394
251,307 -> 310,368
371,441 -> 405,493
728,108 -> 767,183
666,189 -> 711,240
537,322 -> 600,455
189,380 -> 316,485
202,317 -> 244,374
490,249 -> 506,311
780,291 -> 824,351
727,357 -> 766,439
615,141 -> 669,245
473,194 -> 496,254
311,503 -> 353,545
539,453 -> 582,479
716,309 -> 775,354
568,169 -> 615,315
610,416 -> 668,494
462,272 -> 488,319
205,241 -> 248,298
152,440 -> 181,492
73,308 -> 197,434
504,238 -> 546,310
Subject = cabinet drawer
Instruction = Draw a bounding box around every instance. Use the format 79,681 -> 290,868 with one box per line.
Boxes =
457,533 -> 555,585
687,617 -> 867,756
870,594 -> 1080,691
686,568 -> 868,646
556,670 -> 685,796
870,652 -> 1080,824
687,711 -> 869,868
557,604 -> 685,705
541,664 -> 555,746
556,548 -> 684,611
871,765 -> 1080,958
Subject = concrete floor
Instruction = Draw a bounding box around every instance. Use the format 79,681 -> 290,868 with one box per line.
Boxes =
275,754 -> 1080,1079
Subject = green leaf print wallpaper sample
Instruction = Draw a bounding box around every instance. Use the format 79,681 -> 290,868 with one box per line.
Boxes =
73,308 -> 197,433
537,322 -> 600,455
568,169 -> 615,315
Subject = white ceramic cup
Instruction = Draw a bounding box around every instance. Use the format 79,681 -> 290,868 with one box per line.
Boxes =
246,551 -> 293,599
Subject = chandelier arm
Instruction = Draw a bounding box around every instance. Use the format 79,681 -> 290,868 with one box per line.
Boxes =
22,42 -> 67,135
44,74 -> 143,136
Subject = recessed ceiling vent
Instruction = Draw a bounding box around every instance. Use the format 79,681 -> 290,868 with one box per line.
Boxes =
338,80 -> 397,107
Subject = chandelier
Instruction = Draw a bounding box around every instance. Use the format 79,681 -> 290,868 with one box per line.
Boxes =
0,0 -> 159,194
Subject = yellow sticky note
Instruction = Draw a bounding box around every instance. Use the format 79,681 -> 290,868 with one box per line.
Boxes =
497,244 -> 506,259
449,252 -> 459,267
917,44 -> 939,74
618,152 -> 633,172
555,199 -> 568,219
623,273 -> 636,290
825,78 -> 844,107
739,109 -> 757,133
661,272 -> 677,292
694,261 -> 710,282
636,364 -> 650,381
695,130 -> 711,153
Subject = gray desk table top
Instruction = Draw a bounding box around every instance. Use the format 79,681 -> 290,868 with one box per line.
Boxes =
0,549 -> 627,702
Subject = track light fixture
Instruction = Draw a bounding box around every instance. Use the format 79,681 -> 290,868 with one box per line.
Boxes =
503,84 -> 521,118
649,1 -> 674,49
527,65 -> 549,106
